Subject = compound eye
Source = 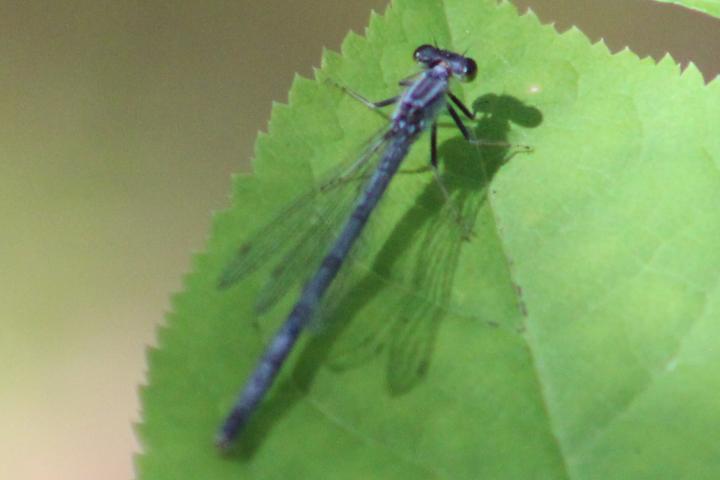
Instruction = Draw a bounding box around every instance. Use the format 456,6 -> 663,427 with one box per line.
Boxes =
461,58 -> 477,81
413,44 -> 437,64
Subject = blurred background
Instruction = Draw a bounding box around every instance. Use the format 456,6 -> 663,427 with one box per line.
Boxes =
1,1 -> 718,478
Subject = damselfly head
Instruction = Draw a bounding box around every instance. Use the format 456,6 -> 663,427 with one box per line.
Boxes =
413,44 -> 477,82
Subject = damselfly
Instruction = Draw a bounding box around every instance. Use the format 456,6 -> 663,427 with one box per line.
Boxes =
217,45 -> 498,448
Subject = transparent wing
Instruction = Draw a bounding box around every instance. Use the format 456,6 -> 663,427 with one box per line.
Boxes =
385,201 -> 465,394
324,137 -> 510,394
218,127 -> 390,316
324,196 -> 467,394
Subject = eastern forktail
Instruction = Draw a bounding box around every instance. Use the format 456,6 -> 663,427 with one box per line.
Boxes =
217,45 -> 489,448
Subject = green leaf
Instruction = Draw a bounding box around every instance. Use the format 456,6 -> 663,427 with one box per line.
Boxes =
652,0 -> 720,18
138,0 -> 720,478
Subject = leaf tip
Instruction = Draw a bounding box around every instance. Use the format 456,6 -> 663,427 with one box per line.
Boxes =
680,61 -> 707,86
657,51 -> 683,76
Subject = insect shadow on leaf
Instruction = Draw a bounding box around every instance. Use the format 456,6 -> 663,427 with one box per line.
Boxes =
319,93 -> 542,395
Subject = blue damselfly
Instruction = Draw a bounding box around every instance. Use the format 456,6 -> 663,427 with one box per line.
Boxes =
217,45 -> 493,448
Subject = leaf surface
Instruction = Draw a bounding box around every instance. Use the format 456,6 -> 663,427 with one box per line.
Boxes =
138,0 -> 720,478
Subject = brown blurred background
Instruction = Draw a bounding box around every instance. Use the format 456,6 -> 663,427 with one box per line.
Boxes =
1,1 -> 718,479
